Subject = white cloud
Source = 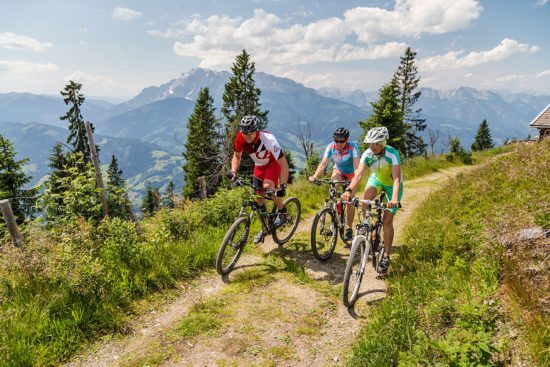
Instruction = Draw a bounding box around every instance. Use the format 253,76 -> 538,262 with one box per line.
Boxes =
168,9 -> 407,70
536,69 -> 550,78
495,74 -> 526,83
536,0 -> 549,6
419,38 -> 537,71
64,71 -> 114,85
344,0 -> 482,42
112,7 -> 143,21
0,60 -> 58,73
0,32 -> 53,52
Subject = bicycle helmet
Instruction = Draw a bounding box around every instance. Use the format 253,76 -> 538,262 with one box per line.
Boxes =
239,115 -> 259,133
333,127 -> 350,140
364,126 -> 389,144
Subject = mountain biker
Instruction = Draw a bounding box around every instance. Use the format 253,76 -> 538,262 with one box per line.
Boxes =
227,115 -> 289,243
308,127 -> 360,241
341,126 -> 403,273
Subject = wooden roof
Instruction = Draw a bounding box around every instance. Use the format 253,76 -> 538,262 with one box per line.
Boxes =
530,104 -> 550,128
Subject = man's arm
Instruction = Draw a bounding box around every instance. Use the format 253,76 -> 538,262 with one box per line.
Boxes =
309,157 -> 329,181
342,162 -> 366,200
231,151 -> 242,174
388,165 -> 401,207
278,156 -> 289,185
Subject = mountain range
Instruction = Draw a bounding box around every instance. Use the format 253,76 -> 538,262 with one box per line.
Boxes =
1,68 -> 548,201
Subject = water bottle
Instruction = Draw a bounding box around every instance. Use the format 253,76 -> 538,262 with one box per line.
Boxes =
336,202 -> 342,215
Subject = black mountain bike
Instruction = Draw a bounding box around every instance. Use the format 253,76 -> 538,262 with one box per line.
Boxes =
310,179 -> 352,261
342,193 -> 401,307
216,178 -> 301,276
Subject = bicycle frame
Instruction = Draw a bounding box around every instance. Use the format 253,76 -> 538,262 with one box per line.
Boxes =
315,179 -> 350,230
234,179 -> 278,235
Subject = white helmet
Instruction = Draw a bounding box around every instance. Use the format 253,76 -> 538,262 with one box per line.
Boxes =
364,126 -> 389,144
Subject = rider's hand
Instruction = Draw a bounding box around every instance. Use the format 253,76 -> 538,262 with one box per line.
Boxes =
308,176 -> 317,183
275,184 -> 287,197
341,190 -> 351,202
226,171 -> 237,181
387,200 -> 398,208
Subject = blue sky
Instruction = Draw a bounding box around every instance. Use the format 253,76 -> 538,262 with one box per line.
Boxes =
1,0 -> 549,99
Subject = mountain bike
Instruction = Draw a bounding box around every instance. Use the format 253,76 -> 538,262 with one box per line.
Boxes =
309,179 -> 352,261
341,193 -> 401,307
216,178 -> 301,276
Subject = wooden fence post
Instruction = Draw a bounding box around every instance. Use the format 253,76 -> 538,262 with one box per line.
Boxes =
85,122 -> 109,217
0,199 -> 24,246
198,176 -> 207,200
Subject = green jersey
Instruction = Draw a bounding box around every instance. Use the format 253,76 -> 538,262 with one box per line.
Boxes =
360,145 -> 402,187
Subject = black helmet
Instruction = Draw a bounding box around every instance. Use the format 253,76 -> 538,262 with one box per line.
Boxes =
239,115 -> 259,133
333,127 -> 350,140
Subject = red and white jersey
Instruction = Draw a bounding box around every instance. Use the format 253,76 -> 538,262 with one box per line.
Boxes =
234,130 -> 284,166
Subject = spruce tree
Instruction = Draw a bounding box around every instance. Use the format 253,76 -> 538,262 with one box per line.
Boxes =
393,47 -> 427,157
221,50 -> 269,176
141,184 -> 160,216
60,81 -> 96,165
162,181 -> 176,209
359,80 -> 406,153
0,134 -> 38,223
471,119 -> 494,151
283,148 -> 296,184
41,152 -> 103,221
183,87 -> 222,198
106,155 -> 129,218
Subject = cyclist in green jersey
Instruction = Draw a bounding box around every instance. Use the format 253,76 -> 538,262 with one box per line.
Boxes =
341,126 -> 403,273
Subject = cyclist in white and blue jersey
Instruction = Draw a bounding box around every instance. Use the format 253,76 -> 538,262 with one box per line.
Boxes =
341,126 -> 403,273
309,127 -> 360,241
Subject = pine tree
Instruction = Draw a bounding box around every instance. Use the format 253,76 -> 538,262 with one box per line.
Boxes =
0,134 -> 38,223
60,81 -> 96,165
183,87 -> 222,198
41,152 -> 104,221
221,50 -> 269,176
162,181 -> 176,209
283,148 -> 296,184
141,184 -> 160,216
359,80 -> 406,153
393,47 -> 427,157
471,119 -> 494,151
106,155 -> 129,218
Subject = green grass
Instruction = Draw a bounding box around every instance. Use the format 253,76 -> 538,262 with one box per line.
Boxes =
0,147 -> 515,366
348,141 -> 548,366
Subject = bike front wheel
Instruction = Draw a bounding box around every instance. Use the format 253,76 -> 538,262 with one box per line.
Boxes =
338,202 -> 352,246
311,206 -> 337,261
273,196 -> 301,245
342,236 -> 370,307
216,216 -> 250,275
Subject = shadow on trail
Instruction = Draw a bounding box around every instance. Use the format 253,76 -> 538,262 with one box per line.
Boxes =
265,239 -> 351,285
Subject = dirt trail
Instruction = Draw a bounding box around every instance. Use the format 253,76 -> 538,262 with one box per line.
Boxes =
65,165 -> 474,367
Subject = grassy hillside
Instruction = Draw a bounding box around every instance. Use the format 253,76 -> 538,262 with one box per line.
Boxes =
349,141 -> 549,366
0,148 -> 511,366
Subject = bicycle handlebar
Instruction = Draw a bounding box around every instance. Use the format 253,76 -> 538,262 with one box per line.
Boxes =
341,198 -> 402,210
232,178 -> 276,195
309,178 -> 350,186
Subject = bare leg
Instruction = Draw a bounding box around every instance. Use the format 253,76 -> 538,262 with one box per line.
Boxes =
382,212 -> 394,257
264,179 -> 283,210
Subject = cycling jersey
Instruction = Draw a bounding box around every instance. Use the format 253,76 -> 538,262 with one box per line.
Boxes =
234,130 -> 284,166
323,141 -> 360,175
360,145 -> 402,187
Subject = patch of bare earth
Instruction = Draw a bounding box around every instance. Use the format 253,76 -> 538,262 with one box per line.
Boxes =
64,166 -> 475,367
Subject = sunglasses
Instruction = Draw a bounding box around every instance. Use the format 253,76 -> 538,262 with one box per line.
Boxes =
334,139 -> 347,143
243,131 -> 256,136
369,142 -> 382,147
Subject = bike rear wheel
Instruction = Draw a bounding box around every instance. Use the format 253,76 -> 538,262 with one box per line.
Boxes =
273,196 -> 301,245
216,216 -> 250,275
311,206 -> 338,261
343,236 -> 370,307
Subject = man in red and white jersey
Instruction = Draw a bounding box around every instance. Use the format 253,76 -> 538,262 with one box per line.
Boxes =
227,115 -> 289,243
